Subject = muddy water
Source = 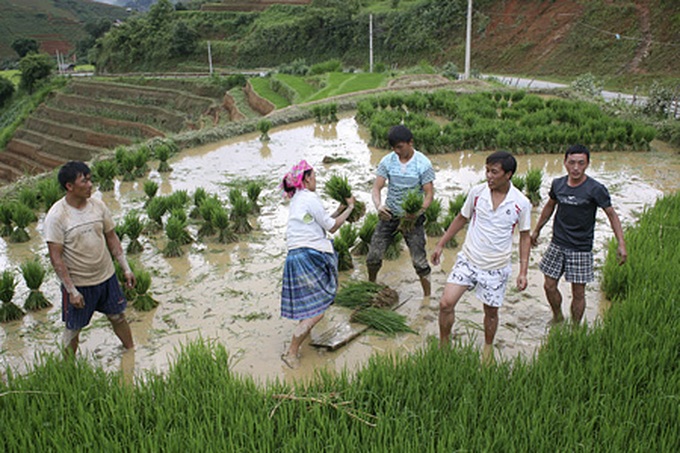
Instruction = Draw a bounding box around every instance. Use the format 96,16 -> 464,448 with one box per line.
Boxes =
1,115 -> 679,385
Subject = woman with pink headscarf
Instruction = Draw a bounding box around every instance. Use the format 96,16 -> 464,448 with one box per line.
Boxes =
280,160 -> 355,369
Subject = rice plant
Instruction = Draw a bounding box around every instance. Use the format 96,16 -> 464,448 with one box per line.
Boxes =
190,188 -> 208,219
119,150 -> 136,182
198,196 -> 222,238
323,174 -> 366,223
335,281 -> 398,309
114,260 -> 136,302
424,198 -> 444,237
155,143 -> 173,173
229,190 -> 252,234
384,232 -> 403,260
133,146 -> 150,178
350,307 -> 416,334
123,211 -> 145,254
246,181 -> 263,214
20,259 -> 52,311
18,186 -> 39,210
0,270 -> 24,322
352,212 -> 378,255
166,190 -> 189,211
37,177 -> 64,212
525,168 -> 543,206
143,180 -> 159,206
399,189 -> 423,232
92,160 -> 117,192
163,216 -> 185,258
511,174 -> 526,192
443,193 -> 467,248
0,202 -> 13,236
333,224 -> 357,271
132,268 -> 159,311
170,209 -> 193,245
10,203 -> 34,243
257,119 -> 272,141
213,207 -> 238,244
146,196 -> 167,230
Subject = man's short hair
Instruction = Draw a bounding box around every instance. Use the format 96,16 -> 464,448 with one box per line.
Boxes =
565,144 -> 590,162
58,161 -> 91,190
486,150 -> 517,177
387,125 -> 414,148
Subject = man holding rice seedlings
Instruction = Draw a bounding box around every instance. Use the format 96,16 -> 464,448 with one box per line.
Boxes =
431,151 -> 531,362
280,160 -> 355,369
530,144 -> 627,325
43,161 -> 136,354
367,125 -> 435,296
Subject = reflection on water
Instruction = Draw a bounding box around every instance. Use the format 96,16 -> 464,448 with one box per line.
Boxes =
1,114 -> 679,385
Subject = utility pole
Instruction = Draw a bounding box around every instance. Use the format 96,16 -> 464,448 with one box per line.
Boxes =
369,14 -> 374,73
464,0 -> 472,80
207,41 -> 213,75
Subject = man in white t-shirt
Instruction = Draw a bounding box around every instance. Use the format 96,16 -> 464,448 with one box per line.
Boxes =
431,151 -> 531,363
43,161 -> 136,354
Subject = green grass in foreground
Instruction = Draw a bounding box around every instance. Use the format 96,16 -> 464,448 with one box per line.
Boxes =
1,192 -> 678,451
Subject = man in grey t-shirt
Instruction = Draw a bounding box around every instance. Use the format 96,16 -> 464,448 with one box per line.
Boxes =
531,145 -> 627,324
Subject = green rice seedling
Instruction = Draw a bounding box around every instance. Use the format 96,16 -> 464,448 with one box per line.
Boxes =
0,202 -> 14,237
10,203 -> 34,243
0,270 -> 24,322
525,168 -> 543,206
18,186 -> 39,210
92,160 -> 117,192
443,193 -> 467,248
323,174 -> 366,223
166,190 -> 189,211
213,207 -> 238,244
335,280 -> 385,309
257,119 -> 272,141
229,190 -> 252,234
37,177 -> 64,212
385,232 -> 403,260
114,146 -> 127,172
350,307 -> 416,335
511,174 -> 525,192
119,151 -> 136,181
198,196 -> 221,238
163,216 -> 185,258
114,259 -> 137,301
352,212 -> 378,255
333,224 -> 357,271
123,211 -> 145,254
424,198 -> 444,237
399,189 -> 423,232
146,196 -> 167,230
190,188 -> 208,219
170,209 -> 193,245
133,146 -> 150,178
20,259 -> 51,311
132,268 -> 159,311
143,180 -> 159,206
155,143 -> 173,173
246,181 -> 263,214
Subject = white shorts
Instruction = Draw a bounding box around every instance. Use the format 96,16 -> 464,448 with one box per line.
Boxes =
447,253 -> 512,308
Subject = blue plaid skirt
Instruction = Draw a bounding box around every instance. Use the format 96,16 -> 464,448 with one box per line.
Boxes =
281,247 -> 338,320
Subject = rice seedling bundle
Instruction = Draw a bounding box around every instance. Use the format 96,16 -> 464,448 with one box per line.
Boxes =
119,151 -> 136,182
511,174 -> 525,192
36,177 -> 64,212
246,181 -> 263,214
525,168 -> 543,206
323,174 -> 366,223
190,188 -> 208,219
229,190 -> 252,234
163,216 -> 185,258
352,213 -> 378,255
212,207 -> 238,244
257,119 -> 272,141
92,160 -> 117,192
399,189 -> 423,232
146,196 -> 167,229
123,211 -> 144,254
197,196 -> 222,237
350,307 -> 416,335
170,209 -> 192,245
0,203 -> 13,236
133,146 -> 150,178
10,203 -> 34,243
335,281 -> 399,309
333,224 -> 358,271
166,190 -> 189,211
20,260 -> 51,311
132,268 -> 159,311
424,198 -> 444,237
18,187 -> 39,210
155,143 -> 173,173
114,260 -> 137,301
0,270 -> 24,322
443,193 -> 467,248
143,180 -> 159,206
384,232 -> 403,260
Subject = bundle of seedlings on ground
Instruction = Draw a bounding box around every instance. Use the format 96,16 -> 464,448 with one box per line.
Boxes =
443,193 -> 467,248
114,260 -> 136,301
334,281 -> 399,310
0,203 -> 13,236
385,232 -> 403,260
190,188 -> 208,219
118,150 -> 137,182
154,143 -> 173,173
399,189 -> 423,232
133,146 -> 150,178
212,206 -> 238,244
197,196 -> 222,238
123,211 -> 145,254
10,203 -> 34,243
352,212 -> 378,255
169,209 -> 193,245
145,196 -> 167,231
324,174 -> 366,223
166,190 -> 190,212
163,215 -> 186,257
20,259 -> 51,311
525,168 -> 543,206
36,177 -> 64,212
92,160 -> 117,192
511,174 -> 526,192
257,119 -> 272,141
0,270 -> 23,322
132,267 -> 158,311
246,181 -> 263,214
424,198 -> 444,237
333,224 -> 358,271
143,180 -> 159,206
18,187 -> 39,210
229,190 -> 252,234
350,307 -> 416,335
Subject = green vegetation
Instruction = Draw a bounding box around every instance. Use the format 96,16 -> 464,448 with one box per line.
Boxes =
0,269 -> 23,322
323,174 -> 366,223
132,267 -> 159,311
353,212 -> 378,256
20,259 -> 51,311
333,223 -> 358,271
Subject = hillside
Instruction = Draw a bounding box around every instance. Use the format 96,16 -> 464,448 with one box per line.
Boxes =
0,0 -> 127,61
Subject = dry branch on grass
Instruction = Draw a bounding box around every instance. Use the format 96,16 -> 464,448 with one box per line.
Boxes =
269,391 -> 378,427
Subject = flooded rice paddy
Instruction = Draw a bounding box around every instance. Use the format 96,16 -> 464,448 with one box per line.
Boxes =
1,115 -> 679,384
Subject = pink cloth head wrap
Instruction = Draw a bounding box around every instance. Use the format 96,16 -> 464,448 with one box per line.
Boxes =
281,160 -> 313,198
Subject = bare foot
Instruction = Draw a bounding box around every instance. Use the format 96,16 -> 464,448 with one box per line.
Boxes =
281,353 -> 300,369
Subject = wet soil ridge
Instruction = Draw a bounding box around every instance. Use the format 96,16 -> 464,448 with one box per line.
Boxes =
201,0 -> 312,12
0,79 -> 229,185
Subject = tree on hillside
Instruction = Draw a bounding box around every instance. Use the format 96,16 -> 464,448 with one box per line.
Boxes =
169,21 -> 199,57
0,76 -> 15,108
11,38 -> 39,59
19,54 -> 53,94
77,18 -> 113,64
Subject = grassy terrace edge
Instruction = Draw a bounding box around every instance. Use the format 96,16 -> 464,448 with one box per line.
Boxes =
1,184 -> 678,450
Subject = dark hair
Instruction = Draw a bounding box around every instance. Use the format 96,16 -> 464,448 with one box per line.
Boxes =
387,125 -> 414,148
282,169 -> 313,195
565,144 -> 590,162
58,161 -> 91,190
486,151 -> 517,177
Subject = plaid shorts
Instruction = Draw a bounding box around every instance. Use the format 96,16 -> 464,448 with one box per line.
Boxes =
447,253 -> 512,308
539,242 -> 594,284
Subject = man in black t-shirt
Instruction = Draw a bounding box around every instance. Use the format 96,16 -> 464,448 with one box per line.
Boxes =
531,144 -> 627,324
